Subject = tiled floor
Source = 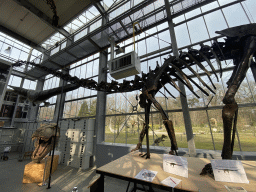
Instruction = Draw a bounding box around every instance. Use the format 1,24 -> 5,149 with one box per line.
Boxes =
1,150 -> 256,192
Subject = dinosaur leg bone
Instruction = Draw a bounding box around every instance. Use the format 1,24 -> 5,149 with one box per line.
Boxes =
163,120 -> 178,155
222,36 -> 256,159
222,103 -> 238,159
131,122 -> 147,152
131,100 -> 151,159
147,94 -> 178,155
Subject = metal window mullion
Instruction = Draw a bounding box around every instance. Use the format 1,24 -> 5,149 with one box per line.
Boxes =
195,64 -> 216,150
239,2 -> 252,24
17,48 -> 23,61
200,7 -> 211,39
68,101 -> 72,118
0,39 -> 6,52
114,93 -> 117,143
242,1 -> 255,23
245,75 -> 256,103
90,60 -> 93,98
82,63 -> 88,98
125,92 -> 128,144
151,112 -> 154,145
217,0 -> 229,28
236,117 -> 242,152
220,73 -> 227,95
179,1 -> 192,45
70,68 -> 77,101
73,100 -> 78,117
155,22 -> 168,110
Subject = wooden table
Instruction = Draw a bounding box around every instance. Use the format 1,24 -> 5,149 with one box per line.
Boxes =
95,151 -> 256,192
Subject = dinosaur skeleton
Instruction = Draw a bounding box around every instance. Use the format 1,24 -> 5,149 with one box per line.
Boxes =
13,24 -> 256,160
31,123 -> 60,163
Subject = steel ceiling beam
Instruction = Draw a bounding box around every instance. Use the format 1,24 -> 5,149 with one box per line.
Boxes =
66,50 -> 78,59
12,0 -> 70,38
0,25 -> 46,53
12,69 -> 38,81
119,21 -> 129,36
88,37 -> 101,50
94,1 -> 122,42
26,0 -> 227,78
93,1 -> 106,16
48,60 -> 63,68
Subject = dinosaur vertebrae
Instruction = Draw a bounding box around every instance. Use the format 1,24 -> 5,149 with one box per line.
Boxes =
14,60 -> 144,93
14,37 -> 239,97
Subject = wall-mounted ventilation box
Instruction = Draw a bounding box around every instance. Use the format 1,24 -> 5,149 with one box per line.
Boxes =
108,51 -> 141,80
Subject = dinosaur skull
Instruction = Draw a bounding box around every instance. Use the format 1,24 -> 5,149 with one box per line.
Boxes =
31,123 -> 60,163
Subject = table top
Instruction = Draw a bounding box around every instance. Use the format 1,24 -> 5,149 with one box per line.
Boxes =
96,151 -> 256,192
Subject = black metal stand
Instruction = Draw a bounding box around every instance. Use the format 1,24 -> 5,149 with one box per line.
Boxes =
126,182 -> 155,192
47,78 -> 64,189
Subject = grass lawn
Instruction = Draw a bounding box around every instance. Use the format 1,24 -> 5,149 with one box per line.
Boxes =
105,126 -> 256,152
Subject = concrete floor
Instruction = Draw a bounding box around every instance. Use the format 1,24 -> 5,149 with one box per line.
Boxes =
1,150 -> 256,192
0,152 -> 140,192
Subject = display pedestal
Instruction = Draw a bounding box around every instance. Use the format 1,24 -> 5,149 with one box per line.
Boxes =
23,155 -> 59,183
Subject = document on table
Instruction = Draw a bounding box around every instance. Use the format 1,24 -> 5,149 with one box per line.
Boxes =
161,176 -> 181,188
135,169 -> 158,182
211,160 -> 249,183
163,154 -> 188,178
224,185 -> 247,192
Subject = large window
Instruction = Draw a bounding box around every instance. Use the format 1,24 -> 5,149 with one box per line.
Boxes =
104,0 -> 256,153
9,0 -> 256,153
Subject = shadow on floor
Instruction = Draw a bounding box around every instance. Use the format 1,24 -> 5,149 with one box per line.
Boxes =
1,151 -> 256,192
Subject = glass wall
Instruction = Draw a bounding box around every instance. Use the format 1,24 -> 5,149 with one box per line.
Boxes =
5,0 -> 255,153
104,0 -> 256,153
62,53 -> 99,119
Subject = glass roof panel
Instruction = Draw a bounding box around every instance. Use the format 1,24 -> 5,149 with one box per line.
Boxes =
42,5 -> 101,50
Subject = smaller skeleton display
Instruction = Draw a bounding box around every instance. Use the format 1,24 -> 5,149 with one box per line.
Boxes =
165,162 -> 183,167
152,134 -> 167,146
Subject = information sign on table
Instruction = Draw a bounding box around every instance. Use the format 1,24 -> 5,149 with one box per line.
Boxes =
135,169 -> 158,182
161,176 -> 181,188
163,154 -> 188,178
211,160 -> 249,184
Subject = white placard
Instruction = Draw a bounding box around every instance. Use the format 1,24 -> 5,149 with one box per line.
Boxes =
211,160 -> 249,184
163,154 -> 188,178
161,176 -> 181,188
224,185 -> 247,192
135,169 -> 158,182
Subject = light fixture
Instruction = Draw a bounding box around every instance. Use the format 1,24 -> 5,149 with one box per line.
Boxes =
4,46 -> 12,54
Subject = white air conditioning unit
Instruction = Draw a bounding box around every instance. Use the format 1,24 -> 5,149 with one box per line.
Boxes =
107,51 -> 141,80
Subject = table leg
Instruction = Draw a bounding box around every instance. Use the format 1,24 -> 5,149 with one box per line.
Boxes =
133,182 -> 137,192
90,174 -> 104,192
148,185 -> 154,192
126,181 -> 131,192
129,182 -> 137,192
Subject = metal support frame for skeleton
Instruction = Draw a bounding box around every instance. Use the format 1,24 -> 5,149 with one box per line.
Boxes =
12,24 -> 256,160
